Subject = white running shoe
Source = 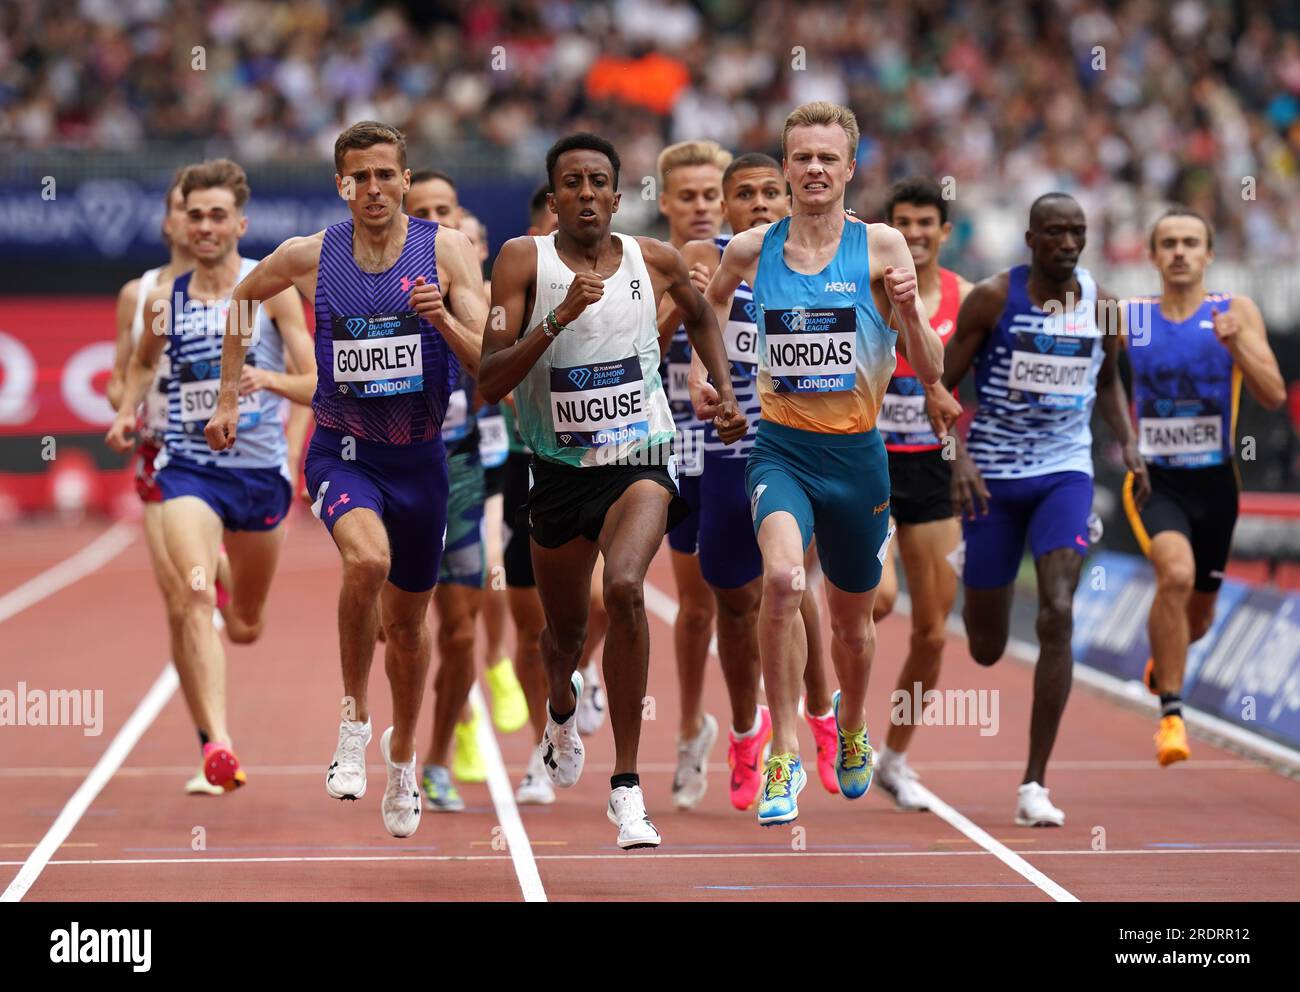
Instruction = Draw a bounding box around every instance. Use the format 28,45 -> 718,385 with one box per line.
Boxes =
379,727 -> 421,838
185,767 -> 225,796
576,663 -> 607,736
539,671 -> 584,788
326,717 -> 372,800
671,713 -> 718,811
607,785 -> 661,850
875,752 -> 929,811
1015,782 -> 1065,827
515,749 -> 556,805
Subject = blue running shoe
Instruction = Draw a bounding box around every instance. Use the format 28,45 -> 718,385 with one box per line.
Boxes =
832,690 -> 874,798
756,752 -> 806,826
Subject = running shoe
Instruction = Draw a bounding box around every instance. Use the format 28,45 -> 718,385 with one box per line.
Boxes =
202,741 -> 246,791
185,765 -> 226,796
672,713 -> 718,811
516,749 -> 556,805
727,705 -> 772,811
577,662 -> 607,736
485,657 -> 529,734
421,764 -> 466,812
607,785 -> 661,849
379,727 -> 421,838
831,690 -> 874,799
538,671 -> 584,787
804,700 -> 840,795
326,717 -> 371,800
452,710 -> 487,784
875,750 -> 928,811
1155,715 -> 1191,767
1015,782 -> 1065,827
756,753 -> 806,826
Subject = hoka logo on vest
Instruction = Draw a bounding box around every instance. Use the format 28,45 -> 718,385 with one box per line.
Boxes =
824,281 -> 856,293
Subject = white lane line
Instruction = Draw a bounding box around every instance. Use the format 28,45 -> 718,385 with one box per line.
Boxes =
0,521 -> 135,624
644,579 -> 1080,903
468,684 -> 546,902
1,664 -> 178,902
5,847 -> 1296,869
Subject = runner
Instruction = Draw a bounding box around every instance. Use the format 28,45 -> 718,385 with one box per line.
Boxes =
654,140 -> 728,810
703,102 -> 957,825
205,123 -> 487,837
873,177 -> 973,810
683,151 -> 839,809
1124,208 -> 1285,766
941,192 -> 1149,826
106,158 -> 316,793
479,133 -> 745,847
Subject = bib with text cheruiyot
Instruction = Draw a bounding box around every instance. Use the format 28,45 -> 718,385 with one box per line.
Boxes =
763,307 -> 857,393
1008,325 -> 1095,410
1138,396 -> 1225,467
550,357 -> 648,449
331,312 -> 423,398
176,357 -> 260,432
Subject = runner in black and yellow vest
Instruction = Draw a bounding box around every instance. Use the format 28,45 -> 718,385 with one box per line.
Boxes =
1123,208 -> 1285,766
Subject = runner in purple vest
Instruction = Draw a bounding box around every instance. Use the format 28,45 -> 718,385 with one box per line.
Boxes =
207,122 -> 487,838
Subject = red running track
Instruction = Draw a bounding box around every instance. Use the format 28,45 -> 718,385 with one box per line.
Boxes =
1,513 -> 1298,902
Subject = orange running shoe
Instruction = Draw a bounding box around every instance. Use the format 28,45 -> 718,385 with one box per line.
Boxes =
203,741 -> 247,791
1143,657 -> 1158,695
1155,715 -> 1190,767
726,706 -> 772,811
804,700 -> 840,795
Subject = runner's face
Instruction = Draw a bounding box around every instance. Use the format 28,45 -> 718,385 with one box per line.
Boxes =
405,178 -> 460,225
185,187 -> 246,263
529,207 -> 558,237
1150,216 -> 1212,289
338,144 -> 410,230
723,168 -> 788,232
784,125 -> 855,209
1028,202 -> 1086,282
889,202 -> 950,271
551,150 -> 619,240
659,164 -> 723,243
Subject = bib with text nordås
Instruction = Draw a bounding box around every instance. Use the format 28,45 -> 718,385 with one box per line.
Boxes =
176,357 -> 260,432
763,307 -> 857,393
331,312 -> 424,398
1008,316 -> 1096,411
1138,396 -> 1225,467
550,357 -> 648,449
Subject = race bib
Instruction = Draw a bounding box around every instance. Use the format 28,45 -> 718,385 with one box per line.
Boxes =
878,377 -> 934,440
1008,329 -> 1095,410
1138,397 -> 1225,467
177,358 -> 260,432
550,357 -> 648,449
667,362 -> 693,405
763,307 -> 856,393
442,388 -> 469,443
478,413 -> 508,468
331,312 -> 423,398
724,301 -> 759,377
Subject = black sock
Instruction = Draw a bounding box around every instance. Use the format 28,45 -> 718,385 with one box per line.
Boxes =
549,702 -> 575,725
197,729 -> 210,749
611,773 -> 640,791
1159,693 -> 1182,719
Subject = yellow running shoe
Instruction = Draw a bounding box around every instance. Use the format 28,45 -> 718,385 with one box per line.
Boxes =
453,710 -> 488,783
1155,715 -> 1190,767
485,657 -> 529,734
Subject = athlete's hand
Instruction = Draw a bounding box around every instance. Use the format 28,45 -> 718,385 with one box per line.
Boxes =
1123,440 -> 1151,510
205,398 -> 240,452
1211,305 -> 1240,350
692,378 -> 721,422
554,272 -> 604,326
884,265 -> 917,308
104,412 -> 137,454
925,382 -> 962,439
409,276 -> 447,330
951,451 -> 990,520
238,364 -> 274,396
688,262 -> 711,295
714,399 -> 748,445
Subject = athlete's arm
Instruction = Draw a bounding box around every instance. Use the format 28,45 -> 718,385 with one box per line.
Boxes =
699,225 -> 762,414
1095,285 -> 1149,507
238,287 -> 317,406
681,240 -> 724,417
872,224 -> 942,384
105,277 -> 173,453
414,224 -> 487,377
642,237 -> 745,444
1218,296 -> 1286,410
477,237 -> 601,404
944,275 -> 1005,517
208,234 -> 323,452
107,278 -> 141,410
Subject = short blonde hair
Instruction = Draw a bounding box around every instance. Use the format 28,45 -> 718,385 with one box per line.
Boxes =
658,140 -> 733,190
781,101 -> 860,160
180,158 -> 250,210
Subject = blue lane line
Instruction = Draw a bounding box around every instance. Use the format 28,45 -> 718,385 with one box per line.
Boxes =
1147,841 -> 1300,849
597,842 -> 913,852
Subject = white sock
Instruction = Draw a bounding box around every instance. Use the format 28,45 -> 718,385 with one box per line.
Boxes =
733,705 -> 763,739
877,745 -> 904,767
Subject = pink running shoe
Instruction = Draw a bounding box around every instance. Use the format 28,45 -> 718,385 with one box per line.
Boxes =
203,741 -> 247,792
726,706 -> 773,811
805,702 -> 840,794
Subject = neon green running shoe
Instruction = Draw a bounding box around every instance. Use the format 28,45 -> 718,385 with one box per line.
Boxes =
452,711 -> 488,783
485,657 -> 529,734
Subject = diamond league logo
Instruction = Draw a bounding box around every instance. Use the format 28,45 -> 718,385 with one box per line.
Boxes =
77,180 -> 143,257
345,317 -> 368,338
780,310 -> 802,331
744,302 -> 757,323
560,433 -> 573,444
192,360 -> 210,379
1033,334 -> 1055,353
1155,398 -> 1173,417
897,377 -> 924,395
568,366 -> 591,389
